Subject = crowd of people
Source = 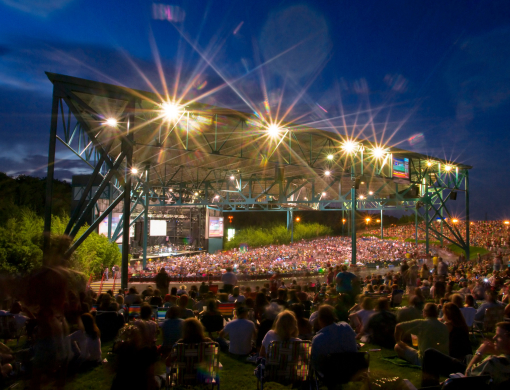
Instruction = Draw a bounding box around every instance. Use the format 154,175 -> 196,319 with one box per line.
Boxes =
365,220 -> 510,252
1,223 -> 510,389
127,236 -> 431,283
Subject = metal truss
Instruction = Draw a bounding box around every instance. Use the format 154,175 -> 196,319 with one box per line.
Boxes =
42,73 -> 472,287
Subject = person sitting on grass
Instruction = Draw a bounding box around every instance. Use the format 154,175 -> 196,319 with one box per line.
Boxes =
160,306 -> 183,356
364,298 -> 397,348
394,303 -> 449,367
133,303 -> 159,347
421,321 -> 510,387
259,310 -> 301,358
177,295 -> 195,319
311,305 -> 357,372
165,318 -> 213,365
219,306 -> 257,357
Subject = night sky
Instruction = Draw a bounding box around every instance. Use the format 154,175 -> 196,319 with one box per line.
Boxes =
1,0 -> 509,220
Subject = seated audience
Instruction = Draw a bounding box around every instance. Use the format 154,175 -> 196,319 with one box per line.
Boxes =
364,298 -> 397,348
394,303 -> 449,366
311,305 -> 357,371
219,306 -> 257,357
259,310 -> 300,358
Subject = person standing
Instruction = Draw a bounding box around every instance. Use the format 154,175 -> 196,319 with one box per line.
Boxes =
438,258 -> 448,277
104,266 -> 109,281
335,265 -> 357,299
155,267 -> 170,296
221,267 -> 237,295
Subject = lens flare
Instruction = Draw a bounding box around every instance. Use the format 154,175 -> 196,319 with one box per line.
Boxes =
104,118 -> 118,127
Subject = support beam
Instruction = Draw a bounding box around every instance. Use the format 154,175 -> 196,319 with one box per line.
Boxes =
65,191 -> 125,257
415,209 -> 418,246
121,105 -> 135,290
43,93 -> 60,264
351,188 -> 356,265
143,165 -> 150,268
380,210 -> 383,239
290,209 -> 294,243
465,170 -> 470,260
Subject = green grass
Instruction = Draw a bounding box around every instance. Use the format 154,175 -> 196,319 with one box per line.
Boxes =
447,244 -> 489,260
404,238 -> 441,245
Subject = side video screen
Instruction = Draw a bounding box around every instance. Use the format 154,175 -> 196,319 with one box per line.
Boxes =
393,157 -> 409,180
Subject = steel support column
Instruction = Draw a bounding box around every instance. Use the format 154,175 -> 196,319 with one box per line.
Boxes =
465,170 -> 470,260
425,203 -> 430,255
121,108 -> 134,289
351,188 -> 356,265
43,92 -> 59,264
143,166 -> 150,268
290,209 -> 294,243
415,209 -> 418,246
108,184 -> 113,239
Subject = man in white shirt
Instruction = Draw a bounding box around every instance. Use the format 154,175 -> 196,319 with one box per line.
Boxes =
219,306 -> 257,357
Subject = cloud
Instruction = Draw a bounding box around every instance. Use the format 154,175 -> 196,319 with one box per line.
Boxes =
0,152 -> 90,180
1,0 -> 75,17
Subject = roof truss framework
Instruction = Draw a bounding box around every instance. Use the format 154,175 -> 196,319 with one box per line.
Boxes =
42,73 -> 471,287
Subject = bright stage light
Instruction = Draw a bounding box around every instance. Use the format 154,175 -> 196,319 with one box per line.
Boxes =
104,118 -> 118,127
161,101 -> 181,121
359,195 -> 364,199
324,170 -> 331,176
327,154 -> 334,160
230,175 -> 235,181
131,167 -> 138,174
372,147 -> 386,158
368,191 -> 373,195
445,165 -> 453,172
214,195 -> 219,199
267,124 -> 281,137
365,217 -> 371,222
452,218 -> 459,223
322,192 -> 326,196
504,221 -> 510,225
194,192 -> 198,196
427,161 -> 433,167
342,140 -> 358,153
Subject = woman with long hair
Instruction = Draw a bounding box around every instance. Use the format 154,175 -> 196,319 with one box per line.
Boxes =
259,310 -> 300,357
69,313 -> 102,366
442,302 -> 472,359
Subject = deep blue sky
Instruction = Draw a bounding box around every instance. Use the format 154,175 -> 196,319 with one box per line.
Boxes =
0,0 -> 509,220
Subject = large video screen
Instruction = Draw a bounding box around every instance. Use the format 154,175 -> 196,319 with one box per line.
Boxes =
150,220 -> 167,236
393,157 -> 410,180
209,217 -> 224,238
98,213 -> 133,243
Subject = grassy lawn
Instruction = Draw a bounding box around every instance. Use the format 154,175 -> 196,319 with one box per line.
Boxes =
6,334 -> 426,390
404,238 -> 441,245
447,244 -> 489,260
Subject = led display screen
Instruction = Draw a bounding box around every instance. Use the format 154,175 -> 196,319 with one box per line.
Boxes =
150,220 -> 167,236
393,157 -> 410,180
209,217 -> 224,237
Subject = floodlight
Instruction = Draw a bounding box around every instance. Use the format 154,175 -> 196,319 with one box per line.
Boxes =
368,191 -> 373,195
214,195 -> 219,199
376,219 -> 380,223
427,161 -> 433,167
342,140 -> 358,153
161,101 -> 181,121
359,195 -> 364,199
342,219 -> 346,223
445,165 -> 453,172
130,167 -> 138,174
267,124 -> 281,137
104,118 -> 118,127
327,154 -> 334,160
295,217 -> 300,222
504,221 -> 510,225
365,218 -> 371,222
322,192 -> 326,196
230,175 -> 235,181
372,147 -> 386,158
452,218 -> 459,223
324,170 -> 331,176
194,192 -> 198,196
